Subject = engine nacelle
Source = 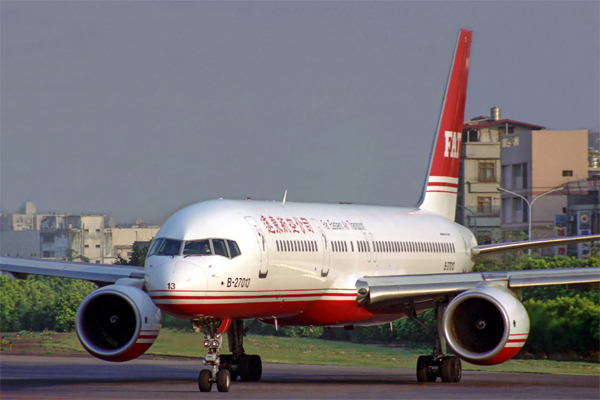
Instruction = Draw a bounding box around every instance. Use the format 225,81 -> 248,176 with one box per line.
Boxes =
443,286 -> 529,366
76,284 -> 161,362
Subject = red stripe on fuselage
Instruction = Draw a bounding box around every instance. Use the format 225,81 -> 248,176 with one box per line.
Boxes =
155,298 -> 401,327
150,292 -> 357,301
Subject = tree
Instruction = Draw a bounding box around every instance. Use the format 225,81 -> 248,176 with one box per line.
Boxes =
54,291 -> 86,332
114,244 -> 147,266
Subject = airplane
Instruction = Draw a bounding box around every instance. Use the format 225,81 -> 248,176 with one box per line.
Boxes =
1,29 -> 599,393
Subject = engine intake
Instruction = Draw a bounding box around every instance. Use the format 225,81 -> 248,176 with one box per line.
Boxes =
443,286 -> 529,366
76,284 -> 161,362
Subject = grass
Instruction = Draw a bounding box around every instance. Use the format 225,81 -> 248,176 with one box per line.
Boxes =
27,329 -> 599,376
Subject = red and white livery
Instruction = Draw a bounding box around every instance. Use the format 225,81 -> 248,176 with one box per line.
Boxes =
2,29 -> 599,393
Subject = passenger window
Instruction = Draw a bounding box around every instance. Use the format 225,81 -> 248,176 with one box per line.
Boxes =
212,239 -> 228,257
157,239 -> 182,256
227,240 -> 241,258
184,239 -> 212,255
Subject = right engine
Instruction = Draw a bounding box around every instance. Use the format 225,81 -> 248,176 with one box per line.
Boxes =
443,286 -> 530,366
76,284 -> 162,362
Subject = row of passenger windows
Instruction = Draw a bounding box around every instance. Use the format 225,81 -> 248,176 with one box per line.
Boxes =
386,240 -> 453,253
148,238 -> 241,259
332,240 -> 351,252
357,240 -> 456,253
276,240 -> 319,253
275,238 -> 455,254
358,240 -> 455,254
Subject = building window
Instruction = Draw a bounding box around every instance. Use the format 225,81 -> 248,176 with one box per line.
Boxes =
477,197 -> 492,214
467,130 -> 478,142
562,170 -> 573,177
43,251 -> 55,258
478,161 -> 495,182
499,126 -> 516,135
513,164 -> 522,188
501,165 -> 511,189
502,198 -> 511,223
42,234 -> 54,243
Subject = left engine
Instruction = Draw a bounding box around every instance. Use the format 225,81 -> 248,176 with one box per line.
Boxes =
442,286 -> 530,366
76,284 -> 162,362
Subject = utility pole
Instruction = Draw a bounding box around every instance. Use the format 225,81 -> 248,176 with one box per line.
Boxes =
498,186 -> 564,255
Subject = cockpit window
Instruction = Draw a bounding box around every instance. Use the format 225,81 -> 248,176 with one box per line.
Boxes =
212,239 -> 228,257
148,238 -> 163,257
155,238 -> 182,256
182,238 -> 241,259
227,240 -> 241,258
183,239 -> 212,256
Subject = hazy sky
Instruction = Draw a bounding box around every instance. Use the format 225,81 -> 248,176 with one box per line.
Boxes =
2,1 -> 598,224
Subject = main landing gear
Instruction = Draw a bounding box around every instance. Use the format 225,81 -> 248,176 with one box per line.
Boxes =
400,301 -> 462,383
192,318 -> 263,392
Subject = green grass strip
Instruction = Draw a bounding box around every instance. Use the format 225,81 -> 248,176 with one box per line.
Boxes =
50,329 -> 599,376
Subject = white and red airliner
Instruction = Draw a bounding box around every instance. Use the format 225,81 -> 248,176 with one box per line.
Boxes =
2,29 -> 599,393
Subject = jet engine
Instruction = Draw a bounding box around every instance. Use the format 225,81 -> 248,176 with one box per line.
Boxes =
443,286 -> 529,366
76,284 -> 161,362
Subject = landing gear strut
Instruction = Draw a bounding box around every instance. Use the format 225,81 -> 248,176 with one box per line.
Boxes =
221,319 -> 262,382
192,318 -> 263,392
193,319 -> 231,392
401,301 -> 462,383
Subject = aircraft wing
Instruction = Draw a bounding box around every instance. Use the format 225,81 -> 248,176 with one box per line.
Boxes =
0,256 -> 145,286
356,267 -> 600,307
471,235 -> 600,257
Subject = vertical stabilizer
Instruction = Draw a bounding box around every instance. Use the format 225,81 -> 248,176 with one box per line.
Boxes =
418,29 -> 472,220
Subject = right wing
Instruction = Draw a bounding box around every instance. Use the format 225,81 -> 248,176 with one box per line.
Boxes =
356,267 -> 600,308
471,235 -> 600,257
0,256 -> 145,286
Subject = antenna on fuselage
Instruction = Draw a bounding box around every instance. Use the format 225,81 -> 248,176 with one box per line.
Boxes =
281,190 -> 288,205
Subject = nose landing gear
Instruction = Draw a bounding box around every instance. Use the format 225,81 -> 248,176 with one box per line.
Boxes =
192,318 -> 263,392
193,319 -> 231,392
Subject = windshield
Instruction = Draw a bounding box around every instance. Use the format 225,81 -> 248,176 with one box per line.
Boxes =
148,238 -> 182,256
182,238 -> 242,259
183,239 -> 212,256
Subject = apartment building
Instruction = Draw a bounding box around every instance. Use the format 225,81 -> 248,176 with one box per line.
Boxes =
457,107 -> 544,244
499,129 -> 590,248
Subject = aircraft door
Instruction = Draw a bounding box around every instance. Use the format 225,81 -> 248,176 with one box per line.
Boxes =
244,217 -> 269,278
311,219 -> 330,277
362,232 -> 371,262
369,232 -> 377,262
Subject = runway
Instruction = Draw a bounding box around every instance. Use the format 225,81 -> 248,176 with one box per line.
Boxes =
1,355 -> 598,399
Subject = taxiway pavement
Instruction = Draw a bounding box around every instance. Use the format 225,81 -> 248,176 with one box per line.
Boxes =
1,354 -> 598,399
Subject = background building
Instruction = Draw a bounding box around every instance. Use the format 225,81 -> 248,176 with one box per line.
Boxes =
499,129 -> 594,254
0,201 -> 51,231
1,202 -> 159,263
457,107 -> 544,244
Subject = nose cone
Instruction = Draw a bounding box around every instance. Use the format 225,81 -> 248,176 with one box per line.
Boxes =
145,259 -> 207,319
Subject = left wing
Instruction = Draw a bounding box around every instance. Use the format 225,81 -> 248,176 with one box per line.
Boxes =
0,256 -> 145,286
356,267 -> 600,307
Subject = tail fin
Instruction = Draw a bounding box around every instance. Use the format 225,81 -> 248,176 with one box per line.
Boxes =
418,29 -> 472,220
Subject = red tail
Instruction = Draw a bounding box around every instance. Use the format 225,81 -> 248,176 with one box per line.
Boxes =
419,29 -> 472,220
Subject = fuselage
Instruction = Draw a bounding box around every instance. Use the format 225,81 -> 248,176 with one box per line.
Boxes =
145,199 -> 477,327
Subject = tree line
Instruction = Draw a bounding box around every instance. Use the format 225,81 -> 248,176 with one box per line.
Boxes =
1,250 -> 598,359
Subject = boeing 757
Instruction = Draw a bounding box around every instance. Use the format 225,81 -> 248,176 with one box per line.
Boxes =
2,29 -> 599,393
